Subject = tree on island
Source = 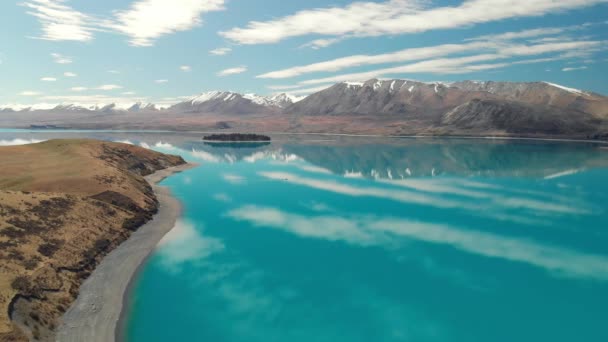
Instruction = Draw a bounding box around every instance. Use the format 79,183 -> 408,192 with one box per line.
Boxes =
203,133 -> 271,142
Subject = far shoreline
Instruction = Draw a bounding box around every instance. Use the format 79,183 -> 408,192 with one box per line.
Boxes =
2,127 -> 608,144
56,163 -> 198,342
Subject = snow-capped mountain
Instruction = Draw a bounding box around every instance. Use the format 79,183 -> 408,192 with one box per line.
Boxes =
285,78 -> 607,119
169,91 -> 302,114
1,80 -> 606,139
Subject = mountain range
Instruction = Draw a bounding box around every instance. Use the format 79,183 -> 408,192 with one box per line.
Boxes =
1,79 -> 607,140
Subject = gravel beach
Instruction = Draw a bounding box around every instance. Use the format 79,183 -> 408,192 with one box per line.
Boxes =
56,163 -> 196,342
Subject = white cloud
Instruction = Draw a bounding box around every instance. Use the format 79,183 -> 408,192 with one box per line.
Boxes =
63,71 -> 77,77
562,66 -> 588,71
41,77 -> 57,82
51,52 -> 73,64
155,79 -> 169,84
19,91 -> 41,96
209,47 -> 232,55
259,37 -> 605,79
180,65 -> 192,72
97,84 -> 123,90
107,69 -> 120,74
122,91 -> 136,95
111,0 -> 226,47
217,66 -> 247,76
221,0 -> 607,45
23,1 -> 95,42
300,37 -> 344,50
71,87 -> 88,92
24,0 -> 225,46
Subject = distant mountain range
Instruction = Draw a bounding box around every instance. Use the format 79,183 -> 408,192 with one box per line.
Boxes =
1,79 -> 607,140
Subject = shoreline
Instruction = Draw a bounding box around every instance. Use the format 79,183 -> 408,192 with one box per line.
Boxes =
56,163 -> 197,342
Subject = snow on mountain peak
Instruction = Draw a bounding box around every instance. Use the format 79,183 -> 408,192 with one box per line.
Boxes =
542,82 -> 587,95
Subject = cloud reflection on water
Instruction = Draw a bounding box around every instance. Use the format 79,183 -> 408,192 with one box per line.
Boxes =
227,205 -> 608,280
156,220 -> 224,271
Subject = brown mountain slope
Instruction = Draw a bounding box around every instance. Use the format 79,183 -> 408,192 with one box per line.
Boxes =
0,140 -> 185,341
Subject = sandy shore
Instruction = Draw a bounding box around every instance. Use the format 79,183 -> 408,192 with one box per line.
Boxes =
56,163 -> 197,342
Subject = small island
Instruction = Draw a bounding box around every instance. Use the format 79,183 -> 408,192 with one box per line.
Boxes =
203,133 -> 271,142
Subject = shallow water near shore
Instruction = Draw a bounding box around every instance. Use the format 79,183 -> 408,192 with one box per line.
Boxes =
2,131 -> 608,341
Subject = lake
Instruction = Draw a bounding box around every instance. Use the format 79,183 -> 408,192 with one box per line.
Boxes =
2,130 -> 608,341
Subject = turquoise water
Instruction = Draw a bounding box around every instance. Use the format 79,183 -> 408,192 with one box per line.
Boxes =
2,133 -> 607,341
123,139 -> 608,342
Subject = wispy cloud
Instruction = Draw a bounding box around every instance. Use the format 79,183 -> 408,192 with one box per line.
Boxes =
23,1 -> 96,42
259,35 -> 605,80
97,84 -> 123,90
24,0 -> 226,46
562,66 -> 588,71
300,37 -> 344,50
221,0 -> 607,45
63,72 -> 77,77
40,77 -> 57,82
217,66 -> 247,76
209,47 -> 232,55
107,69 -> 120,74
179,65 -> 192,72
71,87 -> 88,92
155,79 -> 169,84
51,52 -> 72,64
19,91 -> 41,96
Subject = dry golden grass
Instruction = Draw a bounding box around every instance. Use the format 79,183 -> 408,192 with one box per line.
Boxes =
0,139 -> 184,341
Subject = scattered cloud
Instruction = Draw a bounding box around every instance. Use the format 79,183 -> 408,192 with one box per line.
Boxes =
180,65 -> 192,72
562,66 -> 588,71
221,0 -> 607,45
209,47 -> 232,55
40,77 -> 57,82
122,91 -> 136,95
217,66 -> 247,76
63,72 -> 77,77
70,87 -> 88,92
111,0 -> 226,47
19,91 -> 41,96
107,70 -> 120,74
97,84 -> 123,90
155,79 -> 169,84
51,52 -> 73,64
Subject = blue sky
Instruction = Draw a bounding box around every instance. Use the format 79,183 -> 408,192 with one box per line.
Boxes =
0,0 -> 607,107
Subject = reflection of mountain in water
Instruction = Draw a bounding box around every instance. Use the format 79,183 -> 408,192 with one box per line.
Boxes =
181,139 -> 608,179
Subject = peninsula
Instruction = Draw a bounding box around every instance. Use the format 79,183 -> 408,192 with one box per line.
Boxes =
0,139 -> 188,341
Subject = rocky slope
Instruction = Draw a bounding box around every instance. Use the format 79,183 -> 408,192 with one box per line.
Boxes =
0,140 -> 185,341
284,79 -> 608,138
